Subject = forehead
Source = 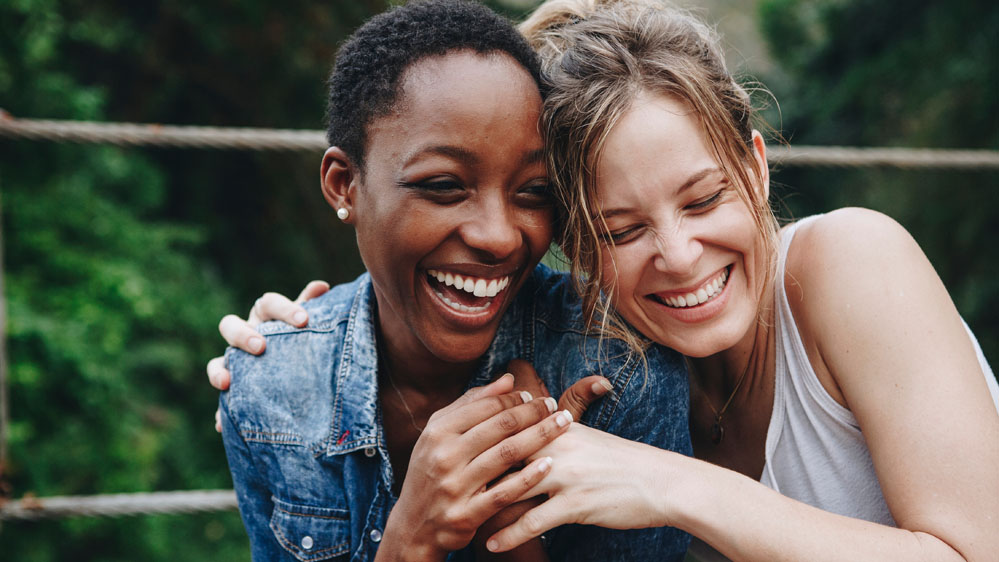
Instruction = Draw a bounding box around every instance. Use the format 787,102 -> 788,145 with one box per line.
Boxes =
596,93 -> 715,193
397,50 -> 540,119
365,51 -> 544,164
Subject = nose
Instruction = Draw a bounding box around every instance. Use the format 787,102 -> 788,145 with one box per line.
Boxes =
652,222 -> 702,277
458,192 -> 521,261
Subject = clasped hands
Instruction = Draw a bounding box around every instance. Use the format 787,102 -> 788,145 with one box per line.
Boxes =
206,283 -> 636,557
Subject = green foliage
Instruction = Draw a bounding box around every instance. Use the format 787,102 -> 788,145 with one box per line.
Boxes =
0,0 -> 384,559
757,0 -> 999,367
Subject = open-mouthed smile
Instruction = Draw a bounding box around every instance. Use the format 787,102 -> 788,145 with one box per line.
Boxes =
426,268 -> 512,314
650,266 -> 730,309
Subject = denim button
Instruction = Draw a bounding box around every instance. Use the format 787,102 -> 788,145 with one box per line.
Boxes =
301,535 -> 314,550
369,529 -> 382,543
363,446 -> 377,457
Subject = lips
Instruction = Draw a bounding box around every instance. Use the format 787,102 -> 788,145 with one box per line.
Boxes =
650,266 -> 730,308
426,268 -> 513,314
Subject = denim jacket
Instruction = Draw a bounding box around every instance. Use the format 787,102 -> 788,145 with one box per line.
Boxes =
221,265 -> 691,561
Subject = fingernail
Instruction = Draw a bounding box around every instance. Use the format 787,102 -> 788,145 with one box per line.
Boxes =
500,372 -> 514,383
248,337 -> 264,353
544,396 -> 557,413
592,379 -> 614,395
556,410 -> 572,427
293,311 -> 308,326
520,391 -> 533,404
486,539 -> 500,552
538,456 -> 553,472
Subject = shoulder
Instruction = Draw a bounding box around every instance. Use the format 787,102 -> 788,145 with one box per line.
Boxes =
784,208 -> 928,313
783,208 -> 953,383
787,208 -> 918,276
222,274 -> 371,440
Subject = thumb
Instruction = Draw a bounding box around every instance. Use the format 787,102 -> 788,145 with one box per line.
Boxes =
558,376 -> 613,420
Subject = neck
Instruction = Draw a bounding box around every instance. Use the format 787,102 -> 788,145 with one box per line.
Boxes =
688,302 -> 776,406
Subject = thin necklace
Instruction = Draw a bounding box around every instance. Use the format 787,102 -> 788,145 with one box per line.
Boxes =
690,357 -> 751,445
384,369 -> 425,434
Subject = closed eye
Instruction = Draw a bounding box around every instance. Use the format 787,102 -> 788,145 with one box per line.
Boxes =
399,178 -> 463,192
686,188 -> 724,211
601,224 -> 645,245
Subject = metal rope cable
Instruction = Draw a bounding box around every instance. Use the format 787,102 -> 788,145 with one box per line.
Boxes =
3,113 -> 999,169
0,490 -> 237,521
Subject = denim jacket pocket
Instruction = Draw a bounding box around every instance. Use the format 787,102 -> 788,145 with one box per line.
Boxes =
269,497 -> 351,561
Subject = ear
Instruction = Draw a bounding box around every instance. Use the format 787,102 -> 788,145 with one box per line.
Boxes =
320,146 -> 359,222
750,130 -> 770,200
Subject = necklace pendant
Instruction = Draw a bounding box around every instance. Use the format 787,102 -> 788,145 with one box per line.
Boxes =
710,421 -> 724,445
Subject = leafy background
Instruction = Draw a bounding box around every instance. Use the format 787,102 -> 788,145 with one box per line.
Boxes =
1,0 -> 995,559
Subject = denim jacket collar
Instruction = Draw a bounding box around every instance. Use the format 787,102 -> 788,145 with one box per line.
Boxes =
326,277 -> 381,457
325,273 -> 532,458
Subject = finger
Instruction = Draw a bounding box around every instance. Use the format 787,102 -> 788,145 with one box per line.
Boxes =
294,280 -> 330,303
460,396 -> 558,456
218,315 -> 266,354
434,373 -> 515,418
438,389 -> 535,435
504,359 -> 551,399
215,409 -> 222,433
558,375 -> 614,420
466,409 -> 572,486
248,292 -> 308,328
207,356 -> 231,390
468,456 -> 553,531
486,494 -> 568,553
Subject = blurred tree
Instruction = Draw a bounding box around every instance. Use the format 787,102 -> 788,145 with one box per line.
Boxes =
0,0 -> 384,559
757,0 -> 999,371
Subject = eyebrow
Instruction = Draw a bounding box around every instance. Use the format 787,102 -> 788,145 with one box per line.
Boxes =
407,145 -> 479,166
599,166 -> 722,220
403,146 -> 544,168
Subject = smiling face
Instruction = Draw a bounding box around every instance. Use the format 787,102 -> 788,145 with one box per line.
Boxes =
344,51 -> 553,366
594,92 -> 768,357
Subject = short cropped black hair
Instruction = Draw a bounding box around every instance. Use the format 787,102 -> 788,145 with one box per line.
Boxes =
326,0 -> 542,169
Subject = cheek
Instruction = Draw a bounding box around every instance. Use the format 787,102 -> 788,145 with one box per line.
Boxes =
522,208 -> 555,257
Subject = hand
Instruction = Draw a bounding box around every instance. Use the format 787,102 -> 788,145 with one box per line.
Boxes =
376,374 -> 575,561
207,280 -> 329,431
504,358 -> 614,420
467,360 -> 615,559
485,424 -> 674,553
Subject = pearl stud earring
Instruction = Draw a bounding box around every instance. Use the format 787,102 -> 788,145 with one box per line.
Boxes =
336,208 -> 349,221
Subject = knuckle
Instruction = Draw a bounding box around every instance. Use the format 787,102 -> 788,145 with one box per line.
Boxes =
490,487 -> 512,508
522,510 -> 547,535
496,411 -> 519,432
497,442 -> 520,464
537,420 -> 554,442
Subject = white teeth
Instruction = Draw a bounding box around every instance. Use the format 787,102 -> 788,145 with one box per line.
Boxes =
438,293 -> 490,313
426,270 -> 513,304
473,279 -> 487,297
659,268 -> 730,309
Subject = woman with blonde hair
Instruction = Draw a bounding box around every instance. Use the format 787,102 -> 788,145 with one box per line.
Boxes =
481,1 -> 999,559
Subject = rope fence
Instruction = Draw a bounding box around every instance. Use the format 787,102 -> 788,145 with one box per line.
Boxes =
3,113 -> 999,169
0,490 -> 237,521
2,110 -> 998,523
